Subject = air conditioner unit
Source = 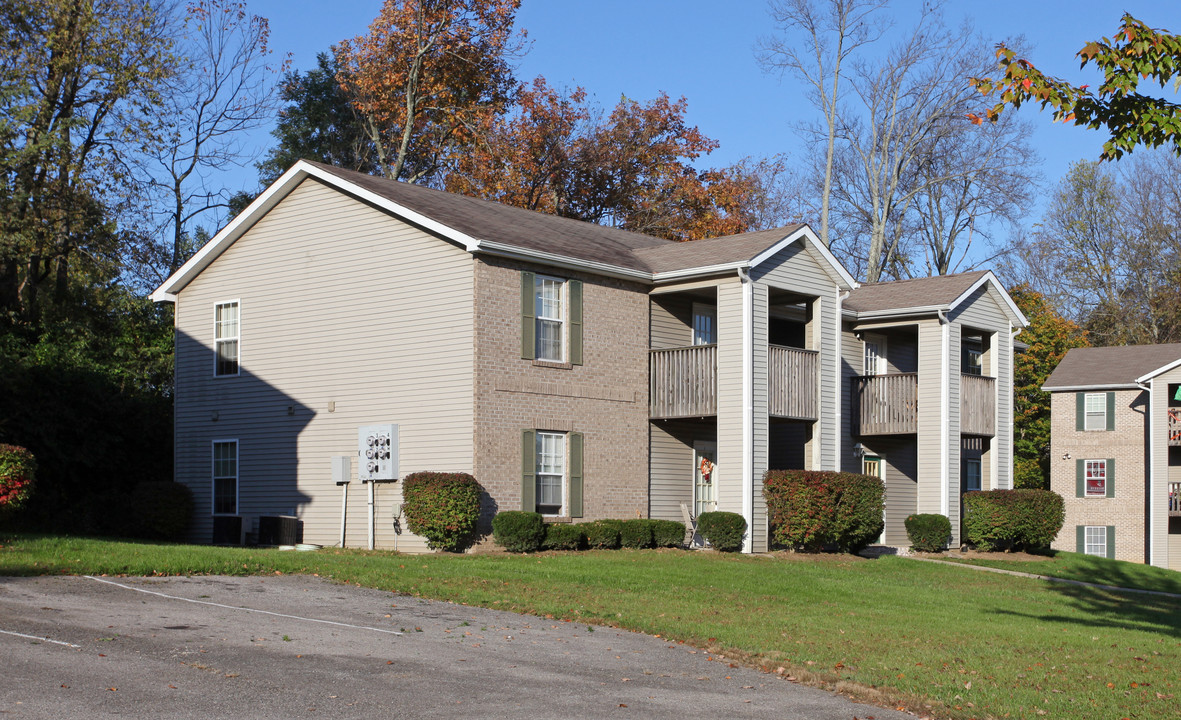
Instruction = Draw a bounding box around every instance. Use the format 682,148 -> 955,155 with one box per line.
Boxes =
258,515 -> 299,546
211,515 -> 243,545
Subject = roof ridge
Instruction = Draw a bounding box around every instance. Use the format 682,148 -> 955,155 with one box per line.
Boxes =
854,269 -> 989,288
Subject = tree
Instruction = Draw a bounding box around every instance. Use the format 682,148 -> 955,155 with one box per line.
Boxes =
757,0 -> 888,247
1009,286 -> 1087,489
257,50 -> 378,185
334,0 -> 524,184
0,0 -> 172,320
970,14 -> 1181,160
141,0 -> 286,278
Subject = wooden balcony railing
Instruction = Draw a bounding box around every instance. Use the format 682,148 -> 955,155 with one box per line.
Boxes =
1169,409 -> 1181,446
960,374 -> 996,437
768,345 -> 818,420
650,344 -> 716,419
1170,481 -> 1181,516
854,373 -> 918,436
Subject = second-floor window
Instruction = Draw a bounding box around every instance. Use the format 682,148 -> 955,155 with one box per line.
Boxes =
214,301 -> 239,376
1084,392 -> 1107,431
863,334 -> 886,376
692,303 -> 716,345
535,275 -> 565,361
963,348 -> 983,375
520,271 -> 582,365
1084,459 -> 1107,497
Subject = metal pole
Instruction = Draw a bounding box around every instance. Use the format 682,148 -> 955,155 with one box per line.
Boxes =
367,480 -> 375,550
338,481 -> 349,548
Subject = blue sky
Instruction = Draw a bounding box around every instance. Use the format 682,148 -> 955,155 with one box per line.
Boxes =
237,1 -> 1180,258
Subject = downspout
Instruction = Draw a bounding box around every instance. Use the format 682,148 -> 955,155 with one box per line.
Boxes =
938,309 -> 950,519
1138,379 -> 1155,566
738,267 -> 754,554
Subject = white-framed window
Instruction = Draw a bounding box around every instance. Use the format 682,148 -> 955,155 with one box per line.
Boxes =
1084,392 -> 1106,431
535,431 -> 566,516
1084,459 -> 1107,497
214,301 -> 240,376
535,276 -> 565,362
1084,525 -> 1107,557
963,348 -> 983,376
863,333 -> 887,376
964,458 -> 982,492
212,440 -> 238,515
692,303 -> 716,345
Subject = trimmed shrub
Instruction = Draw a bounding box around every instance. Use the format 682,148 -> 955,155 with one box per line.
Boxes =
583,520 -> 621,550
401,472 -> 484,552
541,523 -> 585,551
128,482 -> 193,541
619,519 -> 655,549
492,511 -> 545,553
962,489 -> 1065,551
0,444 -> 36,513
763,470 -> 885,553
651,519 -> 687,548
697,511 -> 746,552
905,513 -> 951,552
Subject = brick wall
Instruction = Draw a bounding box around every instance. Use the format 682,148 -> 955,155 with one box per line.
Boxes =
1049,389 -> 1148,563
473,256 -> 650,525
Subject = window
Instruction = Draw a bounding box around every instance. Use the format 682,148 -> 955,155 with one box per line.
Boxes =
1084,459 -> 1107,497
521,272 -> 582,364
535,276 -> 564,361
863,334 -> 887,376
1084,526 -> 1107,557
964,458 -> 982,492
692,303 -> 716,345
535,431 -> 565,515
214,301 -> 239,376
212,441 -> 238,515
1084,392 -> 1106,431
963,348 -> 983,375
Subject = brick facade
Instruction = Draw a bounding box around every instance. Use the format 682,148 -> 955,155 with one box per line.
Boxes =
473,256 -> 651,525
1049,389 -> 1148,563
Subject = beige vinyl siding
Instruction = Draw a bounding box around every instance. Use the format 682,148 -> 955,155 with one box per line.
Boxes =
174,178 -> 475,552
1169,519 -> 1181,572
650,294 -> 694,349
715,279 -> 745,522
862,437 -> 918,546
649,420 -> 715,521
752,242 -> 843,472
947,322 -> 962,543
751,283 -> 769,551
915,319 -> 946,517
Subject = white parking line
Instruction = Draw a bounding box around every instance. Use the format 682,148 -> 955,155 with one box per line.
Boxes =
0,629 -> 81,648
83,576 -> 404,636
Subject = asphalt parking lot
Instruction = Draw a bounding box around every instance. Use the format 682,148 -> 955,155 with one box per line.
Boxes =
0,575 -> 911,719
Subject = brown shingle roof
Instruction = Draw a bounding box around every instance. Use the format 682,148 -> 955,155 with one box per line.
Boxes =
1042,344 -> 1181,389
310,162 -> 673,272
844,271 -> 990,313
633,225 -> 806,274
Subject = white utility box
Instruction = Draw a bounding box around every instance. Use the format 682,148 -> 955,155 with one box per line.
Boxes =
358,424 -> 399,481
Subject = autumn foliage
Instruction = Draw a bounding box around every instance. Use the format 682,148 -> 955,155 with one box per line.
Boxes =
0,444 -> 36,513
763,469 -> 884,553
970,14 -> 1181,159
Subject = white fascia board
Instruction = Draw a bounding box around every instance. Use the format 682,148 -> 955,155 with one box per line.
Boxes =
1039,383 -> 1140,392
948,271 -> 1029,327
651,262 -> 749,283
1135,357 -> 1181,384
847,305 -> 949,322
748,225 -> 858,290
476,242 -> 652,282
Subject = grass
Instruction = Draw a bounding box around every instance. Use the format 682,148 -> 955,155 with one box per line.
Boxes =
2,534 -> 1178,720
934,549 -> 1181,595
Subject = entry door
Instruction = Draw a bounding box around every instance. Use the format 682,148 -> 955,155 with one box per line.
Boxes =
863,333 -> 887,376
694,440 -> 717,516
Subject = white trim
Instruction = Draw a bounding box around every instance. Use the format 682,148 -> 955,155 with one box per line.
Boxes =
946,271 -> 1029,327
211,438 -> 239,516
940,320 -> 950,516
740,269 -> 754,553
1041,383 -> 1140,392
845,305 -> 950,321
534,430 -> 568,517
213,299 -> 241,378
651,261 -> 749,282
1135,356 -> 1181,384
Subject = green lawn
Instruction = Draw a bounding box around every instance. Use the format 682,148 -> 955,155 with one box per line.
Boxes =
2,534 -> 1177,720
934,550 -> 1181,595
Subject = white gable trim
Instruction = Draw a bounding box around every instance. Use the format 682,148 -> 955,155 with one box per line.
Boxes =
1135,356 -> 1181,384
748,225 -> 858,290
947,271 -> 1028,328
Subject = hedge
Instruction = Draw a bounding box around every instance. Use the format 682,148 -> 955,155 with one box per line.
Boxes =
905,513 -> 951,552
583,520 -> 621,550
128,481 -> 193,541
492,511 -> 545,552
541,523 -> 585,551
962,489 -> 1065,551
0,444 -> 36,513
619,519 -> 654,549
650,519 -> 687,548
401,472 -> 484,552
763,470 -> 884,553
697,511 -> 746,552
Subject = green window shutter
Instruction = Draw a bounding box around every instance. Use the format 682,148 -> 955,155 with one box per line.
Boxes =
568,431 -> 584,518
1075,525 -> 1085,553
521,429 -> 536,511
1075,459 -> 1085,498
521,272 -> 536,360
1106,458 -> 1115,498
1106,526 -> 1116,559
1105,391 -> 1115,431
568,279 -> 583,365
1075,392 -> 1085,431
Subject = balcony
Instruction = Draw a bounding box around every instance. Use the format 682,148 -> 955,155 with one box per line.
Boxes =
768,345 -> 818,420
650,344 -> 716,419
1169,409 -> 1181,446
960,374 -> 996,437
854,373 -> 918,436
